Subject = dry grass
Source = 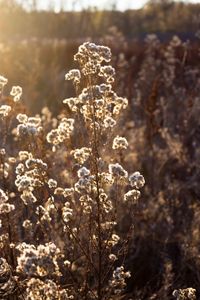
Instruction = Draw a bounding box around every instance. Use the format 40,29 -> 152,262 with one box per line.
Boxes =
0,28 -> 200,300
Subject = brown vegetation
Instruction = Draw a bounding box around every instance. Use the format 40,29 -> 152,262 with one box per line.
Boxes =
0,1 -> 200,299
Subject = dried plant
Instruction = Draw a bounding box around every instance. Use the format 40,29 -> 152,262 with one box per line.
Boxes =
0,42 -> 145,300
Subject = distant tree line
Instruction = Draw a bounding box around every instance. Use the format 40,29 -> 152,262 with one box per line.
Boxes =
0,0 -> 199,41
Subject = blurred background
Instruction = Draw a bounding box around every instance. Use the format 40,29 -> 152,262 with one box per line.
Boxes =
0,0 -> 200,112
1,1 -> 200,298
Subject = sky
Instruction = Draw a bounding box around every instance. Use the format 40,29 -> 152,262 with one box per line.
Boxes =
17,0 -> 200,11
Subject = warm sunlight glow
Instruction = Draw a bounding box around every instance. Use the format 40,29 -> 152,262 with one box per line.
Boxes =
16,0 -> 200,11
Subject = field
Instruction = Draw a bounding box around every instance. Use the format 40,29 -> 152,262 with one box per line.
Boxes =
0,1 -> 200,299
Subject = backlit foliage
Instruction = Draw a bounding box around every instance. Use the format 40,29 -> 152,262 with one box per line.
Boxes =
0,42 -> 145,300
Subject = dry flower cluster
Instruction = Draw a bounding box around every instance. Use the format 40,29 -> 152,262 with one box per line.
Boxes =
0,42 -> 146,300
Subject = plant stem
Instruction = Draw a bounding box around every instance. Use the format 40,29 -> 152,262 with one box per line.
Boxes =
88,76 -> 102,300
